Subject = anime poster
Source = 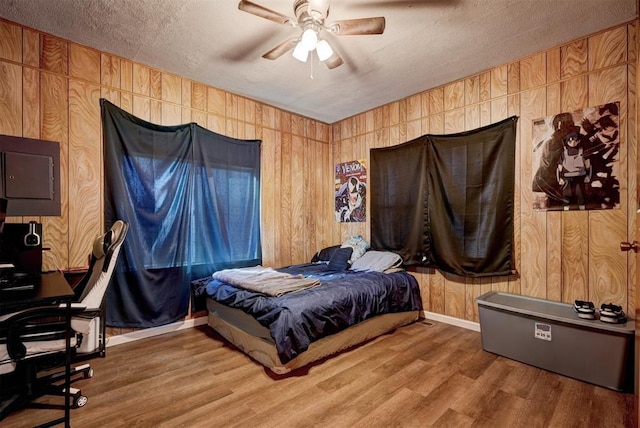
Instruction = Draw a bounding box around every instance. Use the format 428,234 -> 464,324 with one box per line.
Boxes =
531,102 -> 620,211
335,160 -> 366,222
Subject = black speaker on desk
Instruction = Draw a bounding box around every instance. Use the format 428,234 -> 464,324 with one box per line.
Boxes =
1,222 -> 43,273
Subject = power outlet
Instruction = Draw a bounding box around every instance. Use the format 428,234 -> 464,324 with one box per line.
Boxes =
534,322 -> 552,341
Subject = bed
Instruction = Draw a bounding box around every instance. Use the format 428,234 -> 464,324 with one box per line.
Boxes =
192,243 -> 423,374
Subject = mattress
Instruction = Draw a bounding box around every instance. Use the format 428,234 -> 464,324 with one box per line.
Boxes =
207,298 -> 419,374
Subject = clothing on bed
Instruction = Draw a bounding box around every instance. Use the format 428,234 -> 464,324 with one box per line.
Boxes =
212,266 -> 320,297
197,264 -> 422,364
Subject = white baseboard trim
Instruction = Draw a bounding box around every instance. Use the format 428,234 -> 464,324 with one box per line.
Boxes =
422,311 -> 481,332
106,316 -> 208,348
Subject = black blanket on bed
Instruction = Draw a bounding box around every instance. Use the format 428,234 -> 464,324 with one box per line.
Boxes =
192,263 -> 422,364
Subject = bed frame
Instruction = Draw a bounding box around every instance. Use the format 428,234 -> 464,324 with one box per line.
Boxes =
206,299 -> 419,374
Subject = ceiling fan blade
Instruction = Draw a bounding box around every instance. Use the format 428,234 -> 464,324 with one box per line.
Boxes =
323,51 -> 344,69
329,17 -> 386,35
238,0 -> 295,26
262,37 -> 299,60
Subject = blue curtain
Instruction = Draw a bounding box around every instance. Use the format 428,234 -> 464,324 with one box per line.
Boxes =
101,99 -> 261,328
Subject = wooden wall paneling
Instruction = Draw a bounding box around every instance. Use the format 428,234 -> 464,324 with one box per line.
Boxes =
150,99 -> 162,124
132,95 -> 150,121
444,80 -> 465,111
627,61 -> 637,317
0,61 -> 22,136
508,94 -> 521,296
100,87 -> 120,108
272,131 -> 284,266
490,98 -> 508,122
561,38 -> 588,79
132,63 -> 150,96
479,101 -> 491,127
588,26 -> 627,71
587,64 -> 630,308
162,102 -> 182,126
465,105 -> 480,132
22,67 -> 39,139
69,44 -> 100,83
444,273 -> 465,319
407,94 -> 421,122
0,21 -> 22,63
207,113 -> 224,134
40,35 -> 68,75
465,75 -> 480,106
520,53 -> 546,91
21,29 -> 38,69
40,72 -> 69,270
245,98 -> 257,126
429,88 -> 444,115
191,109 -> 206,128
314,138 -> 327,255
68,80 -> 101,267
407,119 -> 422,141
429,114 -> 444,135
120,92 -> 133,113
261,127 -> 276,266
519,87 -> 547,299
181,79 -> 191,110
589,210 -> 628,307
207,86 -> 226,115
414,267 -> 431,313
507,62 -> 520,94
226,93 -> 238,123
546,211 -> 562,302
225,117 -> 238,139
561,212 -> 589,303
150,69 -> 162,100
120,59 -> 133,92
181,107 -> 191,126
161,73 -> 181,104
302,136 -> 314,262
545,82 -> 563,301
191,82 -> 206,111
430,270 -> 445,314
290,134 -> 305,264
547,47 -> 561,83
465,277 -> 480,321
479,71 -> 491,102
100,53 -> 120,88
491,65 -> 508,98
443,109 -> 465,134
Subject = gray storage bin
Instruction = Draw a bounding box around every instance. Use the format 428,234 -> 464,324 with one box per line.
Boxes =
477,291 -> 635,392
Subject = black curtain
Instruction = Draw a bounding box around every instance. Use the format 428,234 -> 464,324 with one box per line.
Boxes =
370,137 -> 430,265
102,99 -> 261,328
370,116 -> 518,277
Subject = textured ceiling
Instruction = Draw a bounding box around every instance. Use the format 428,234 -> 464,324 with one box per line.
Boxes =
0,0 -> 637,123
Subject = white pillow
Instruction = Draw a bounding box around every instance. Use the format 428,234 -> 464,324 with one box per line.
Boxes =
350,251 -> 403,272
340,235 -> 370,263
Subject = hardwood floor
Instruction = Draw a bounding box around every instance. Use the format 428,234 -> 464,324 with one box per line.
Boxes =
2,320 -> 635,427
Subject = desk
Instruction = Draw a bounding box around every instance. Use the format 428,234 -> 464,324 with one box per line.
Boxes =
0,271 -> 74,427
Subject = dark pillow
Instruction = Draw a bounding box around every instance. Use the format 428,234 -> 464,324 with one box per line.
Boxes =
311,245 -> 341,263
327,247 -> 353,271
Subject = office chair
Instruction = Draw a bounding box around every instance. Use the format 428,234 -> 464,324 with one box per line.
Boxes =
0,220 -> 128,419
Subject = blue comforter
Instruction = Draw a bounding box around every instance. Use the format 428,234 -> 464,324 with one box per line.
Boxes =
195,263 -> 422,364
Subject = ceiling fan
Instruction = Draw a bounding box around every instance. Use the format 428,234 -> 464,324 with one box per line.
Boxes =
238,0 -> 386,69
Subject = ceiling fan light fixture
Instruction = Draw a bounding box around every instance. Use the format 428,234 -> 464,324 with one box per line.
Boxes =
316,39 -> 333,62
292,41 -> 310,62
300,28 -> 318,51
307,0 -> 330,19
